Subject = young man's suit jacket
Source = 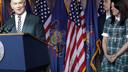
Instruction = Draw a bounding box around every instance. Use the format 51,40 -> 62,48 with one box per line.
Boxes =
98,13 -> 106,40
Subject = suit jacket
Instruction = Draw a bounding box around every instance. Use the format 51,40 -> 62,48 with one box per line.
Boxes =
98,13 -> 106,40
3,13 -> 45,41
98,13 -> 107,62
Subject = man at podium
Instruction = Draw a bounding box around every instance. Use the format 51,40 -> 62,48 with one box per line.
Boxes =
0,0 -> 50,72
1,0 -> 45,42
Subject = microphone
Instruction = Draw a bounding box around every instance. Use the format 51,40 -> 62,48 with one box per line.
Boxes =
0,25 -> 9,33
0,24 -> 14,33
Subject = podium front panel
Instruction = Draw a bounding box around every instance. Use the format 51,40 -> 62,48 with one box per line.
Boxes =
0,33 -> 50,71
0,35 -> 26,70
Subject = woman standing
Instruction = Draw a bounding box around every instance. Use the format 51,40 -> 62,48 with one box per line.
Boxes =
100,0 -> 128,72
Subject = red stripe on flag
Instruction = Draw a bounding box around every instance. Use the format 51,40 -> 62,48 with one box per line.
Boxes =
64,0 -> 86,71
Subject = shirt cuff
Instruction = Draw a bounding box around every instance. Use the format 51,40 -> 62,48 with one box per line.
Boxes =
126,35 -> 128,38
101,33 -> 109,37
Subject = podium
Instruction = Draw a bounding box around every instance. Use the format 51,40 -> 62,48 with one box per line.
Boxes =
0,33 -> 50,72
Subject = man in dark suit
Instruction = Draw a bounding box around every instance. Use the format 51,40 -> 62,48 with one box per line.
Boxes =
2,0 -> 50,71
97,0 -> 112,71
2,0 -> 45,41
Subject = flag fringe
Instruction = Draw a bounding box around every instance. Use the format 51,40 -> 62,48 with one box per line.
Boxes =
64,0 -> 70,14
90,39 -> 101,72
82,66 -> 86,72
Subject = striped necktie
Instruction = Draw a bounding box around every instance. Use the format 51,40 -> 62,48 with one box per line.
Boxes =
17,15 -> 22,32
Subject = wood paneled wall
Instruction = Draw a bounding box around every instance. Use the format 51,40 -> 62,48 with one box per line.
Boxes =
0,0 -> 2,24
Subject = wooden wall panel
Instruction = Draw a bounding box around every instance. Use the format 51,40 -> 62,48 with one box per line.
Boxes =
0,0 -> 2,25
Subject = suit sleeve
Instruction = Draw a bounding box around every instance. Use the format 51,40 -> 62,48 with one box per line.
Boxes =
35,17 -> 46,41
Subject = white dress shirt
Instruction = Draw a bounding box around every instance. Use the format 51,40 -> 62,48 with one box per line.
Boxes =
106,14 -> 111,20
15,11 -> 27,32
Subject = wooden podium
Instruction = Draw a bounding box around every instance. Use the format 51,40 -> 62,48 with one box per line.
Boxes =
0,33 -> 50,72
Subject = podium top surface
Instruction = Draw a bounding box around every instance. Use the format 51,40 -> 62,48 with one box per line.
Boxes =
0,33 -> 47,45
0,33 -> 27,36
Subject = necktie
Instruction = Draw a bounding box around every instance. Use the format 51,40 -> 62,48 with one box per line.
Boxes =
17,15 -> 21,32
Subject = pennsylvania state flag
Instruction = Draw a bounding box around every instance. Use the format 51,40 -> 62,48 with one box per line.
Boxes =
85,0 -> 101,72
49,0 -> 68,72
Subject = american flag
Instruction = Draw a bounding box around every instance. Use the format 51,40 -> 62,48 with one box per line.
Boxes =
33,0 -> 52,43
64,0 -> 86,72
98,0 -> 105,16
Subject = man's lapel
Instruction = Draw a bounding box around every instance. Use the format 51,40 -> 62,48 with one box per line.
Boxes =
9,17 -> 16,33
22,13 -> 30,32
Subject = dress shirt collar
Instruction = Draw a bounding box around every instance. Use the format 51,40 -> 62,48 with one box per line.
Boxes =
15,11 -> 27,32
106,14 -> 111,20
15,11 -> 27,19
